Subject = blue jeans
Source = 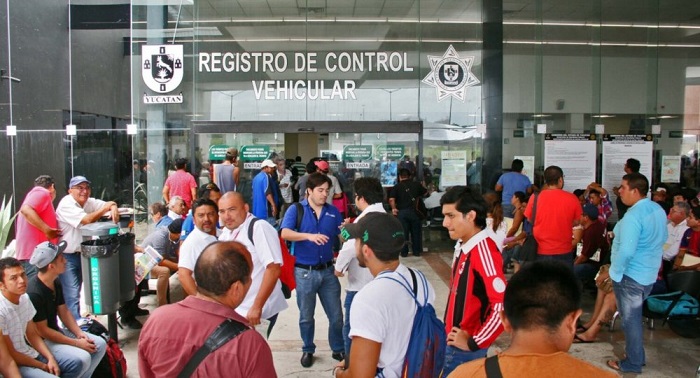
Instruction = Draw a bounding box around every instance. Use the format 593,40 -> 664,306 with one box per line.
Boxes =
295,266 -> 344,354
398,209 -> 422,255
343,290 -> 358,357
501,203 -> 514,218
613,275 -> 653,373
59,253 -> 83,319
441,345 -> 487,377
45,330 -> 107,378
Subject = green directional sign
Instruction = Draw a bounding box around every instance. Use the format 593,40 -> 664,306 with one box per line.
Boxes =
343,145 -> 372,161
376,145 -> 404,160
240,145 -> 270,161
208,145 -> 230,161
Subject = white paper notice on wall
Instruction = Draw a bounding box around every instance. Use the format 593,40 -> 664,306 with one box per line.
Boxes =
651,124 -> 661,135
536,124 -> 547,134
476,123 -> 486,134
595,124 -> 605,134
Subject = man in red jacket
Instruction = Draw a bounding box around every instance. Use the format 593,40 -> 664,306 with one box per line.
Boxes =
439,186 -> 506,377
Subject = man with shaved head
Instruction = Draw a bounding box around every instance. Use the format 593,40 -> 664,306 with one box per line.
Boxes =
139,241 -> 277,378
218,192 -> 287,337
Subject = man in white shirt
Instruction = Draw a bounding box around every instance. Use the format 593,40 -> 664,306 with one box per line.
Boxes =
334,213 -> 436,378
177,198 -> 219,297
662,201 -> 691,280
335,177 -> 386,358
217,192 -> 288,337
56,176 -> 119,320
167,196 -> 186,220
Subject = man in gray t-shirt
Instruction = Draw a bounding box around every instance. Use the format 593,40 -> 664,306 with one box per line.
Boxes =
136,219 -> 182,306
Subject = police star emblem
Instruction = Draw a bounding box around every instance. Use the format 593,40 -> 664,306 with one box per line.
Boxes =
422,45 -> 480,102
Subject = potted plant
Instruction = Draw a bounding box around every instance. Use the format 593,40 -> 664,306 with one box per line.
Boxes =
0,196 -> 17,257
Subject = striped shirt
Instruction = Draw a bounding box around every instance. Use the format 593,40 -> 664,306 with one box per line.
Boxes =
445,230 -> 505,351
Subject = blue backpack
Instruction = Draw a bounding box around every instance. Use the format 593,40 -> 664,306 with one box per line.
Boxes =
380,268 -> 446,378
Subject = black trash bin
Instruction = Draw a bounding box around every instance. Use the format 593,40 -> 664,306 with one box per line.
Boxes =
80,238 -> 121,315
117,233 -> 136,305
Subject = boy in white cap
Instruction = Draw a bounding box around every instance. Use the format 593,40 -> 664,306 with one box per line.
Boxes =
27,241 -> 107,378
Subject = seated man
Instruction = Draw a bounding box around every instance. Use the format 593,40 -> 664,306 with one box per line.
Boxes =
0,257 -> 85,378
448,261 -> 617,378
150,202 -> 172,229
574,204 -> 610,287
27,242 -> 107,377
136,218 -> 183,307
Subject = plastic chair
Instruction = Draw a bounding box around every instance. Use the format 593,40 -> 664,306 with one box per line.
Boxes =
643,271 -> 700,329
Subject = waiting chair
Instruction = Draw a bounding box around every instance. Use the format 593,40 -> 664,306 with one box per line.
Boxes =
642,270 -> 700,329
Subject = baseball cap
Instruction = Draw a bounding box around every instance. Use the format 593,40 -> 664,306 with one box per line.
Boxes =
30,241 -> 67,269
68,176 -> 90,188
315,160 -> 330,172
340,212 -> 405,254
583,203 -> 599,220
261,159 -> 276,168
168,218 -> 184,234
653,187 -> 667,193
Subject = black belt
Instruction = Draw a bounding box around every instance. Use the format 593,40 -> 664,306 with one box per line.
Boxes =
295,261 -> 334,270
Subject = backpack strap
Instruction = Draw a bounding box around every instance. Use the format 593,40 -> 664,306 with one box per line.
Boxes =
484,355 -> 503,378
409,268 -> 418,297
289,202 -> 304,256
177,318 -> 248,378
379,268 -> 428,307
247,217 -> 262,246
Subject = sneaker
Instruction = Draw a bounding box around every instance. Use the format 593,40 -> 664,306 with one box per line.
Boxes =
122,317 -> 143,330
134,307 -> 150,316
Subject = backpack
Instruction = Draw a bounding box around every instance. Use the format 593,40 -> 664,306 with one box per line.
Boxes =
247,211 -> 300,299
380,268 -> 446,378
646,291 -> 700,317
78,318 -> 127,378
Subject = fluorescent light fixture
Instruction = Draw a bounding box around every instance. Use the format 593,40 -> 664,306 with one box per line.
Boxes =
126,124 -> 137,135
66,124 -> 77,136
592,115 -> 615,118
6,125 -> 16,136
532,114 -> 551,118
658,115 -> 678,119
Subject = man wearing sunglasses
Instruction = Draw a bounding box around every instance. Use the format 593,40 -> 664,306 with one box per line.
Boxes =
56,176 -> 119,320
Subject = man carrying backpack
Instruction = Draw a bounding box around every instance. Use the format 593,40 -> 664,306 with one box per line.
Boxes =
440,186 -> 506,377
334,212 -> 440,378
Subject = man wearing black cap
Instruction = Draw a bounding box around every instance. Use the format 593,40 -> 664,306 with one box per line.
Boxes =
56,175 -> 119,320
574,204 -> 610,287
136,218 -> 183,307
26,241 -> 107,377
333,212 -> 436,378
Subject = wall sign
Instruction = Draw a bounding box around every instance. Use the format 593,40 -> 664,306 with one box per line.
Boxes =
142,45 -> 184,104
240,145 -> 270,161
422,45 -> 480,102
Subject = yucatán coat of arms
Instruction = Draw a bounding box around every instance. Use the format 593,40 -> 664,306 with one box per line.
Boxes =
142,45 -> 183,94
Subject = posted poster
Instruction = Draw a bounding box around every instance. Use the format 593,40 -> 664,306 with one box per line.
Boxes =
514,155 -> 535,184
544,134 -> 597,192
380,161 -> 397,186
602,135 -> 653,221
441,150 -> 467,187
661,156 -> 681,183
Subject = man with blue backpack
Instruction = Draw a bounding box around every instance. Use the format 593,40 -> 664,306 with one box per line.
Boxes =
334,212 -> 445,378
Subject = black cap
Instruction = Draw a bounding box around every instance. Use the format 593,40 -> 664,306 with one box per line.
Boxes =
168,218 -> 184,234
340,212 -> 405,254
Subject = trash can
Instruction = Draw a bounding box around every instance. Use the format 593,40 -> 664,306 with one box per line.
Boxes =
117,233 -> 135,305
81,238 -> 120,315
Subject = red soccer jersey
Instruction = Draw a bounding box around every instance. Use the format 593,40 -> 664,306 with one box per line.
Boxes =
445,230 -> 506,351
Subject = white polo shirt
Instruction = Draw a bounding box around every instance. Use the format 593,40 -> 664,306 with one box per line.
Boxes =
178,227 -> 218,274
56,195 -> 107,254
219,214 -> 288,320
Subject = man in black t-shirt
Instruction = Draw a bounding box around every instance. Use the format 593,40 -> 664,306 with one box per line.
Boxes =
27,241 -> 106,377
389,168 -> 427,257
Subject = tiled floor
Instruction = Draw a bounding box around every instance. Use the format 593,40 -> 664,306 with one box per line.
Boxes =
111,245 -> 700,378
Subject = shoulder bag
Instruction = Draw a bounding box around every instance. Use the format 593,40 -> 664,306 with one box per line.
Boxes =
177,318 -> 249,378
519,193 -> 539,263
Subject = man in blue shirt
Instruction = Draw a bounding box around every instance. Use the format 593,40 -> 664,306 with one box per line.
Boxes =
252,159 -> 278,225
281,172 -> 344,368
607,173 -> 667,374
495,159 -> 533,217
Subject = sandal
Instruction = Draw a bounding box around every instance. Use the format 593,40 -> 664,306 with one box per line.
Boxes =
576,325 -> 588,333
607,360 -> 642,374
573,334 -> 595,344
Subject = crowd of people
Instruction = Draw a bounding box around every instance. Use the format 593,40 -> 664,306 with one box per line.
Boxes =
4,151 -> 697,377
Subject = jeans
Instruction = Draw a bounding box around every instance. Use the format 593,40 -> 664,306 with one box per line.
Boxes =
501,203 -> 514,218
574,263 -> 599,288
20,260 -> 38,281
398,209 -> 422,255
295,266 -> 344,354
21,330 -> 106,378
343,290 -> 358,358
441,345 -> 487,377
613,274 -> 653,373
537,252 -> 574,270
59,252 -> 83,320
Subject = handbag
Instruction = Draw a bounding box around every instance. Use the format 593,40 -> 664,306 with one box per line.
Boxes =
177,318 -> 249,378
404,183 -> 428,219
519,193 -> 539,263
